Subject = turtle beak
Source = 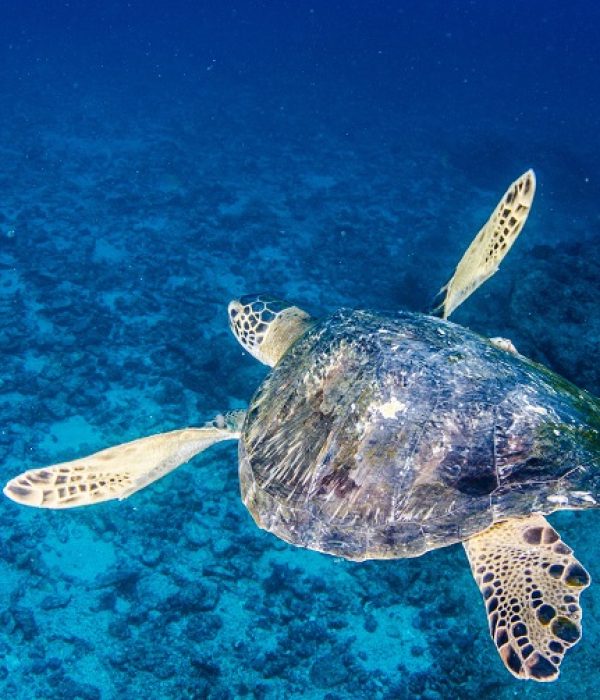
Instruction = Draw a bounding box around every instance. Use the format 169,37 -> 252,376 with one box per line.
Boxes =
228,300 -> 243,337
228,299 -> 241,321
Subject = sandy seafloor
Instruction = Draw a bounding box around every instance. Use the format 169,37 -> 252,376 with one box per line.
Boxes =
1,3 -> 600,700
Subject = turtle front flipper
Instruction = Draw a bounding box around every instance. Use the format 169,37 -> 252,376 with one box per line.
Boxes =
439,169 -> 536,319
3,410 -> 245,509
464,514 -> 590,682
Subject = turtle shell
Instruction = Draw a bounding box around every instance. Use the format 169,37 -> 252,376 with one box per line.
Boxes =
239,309 -> 600,561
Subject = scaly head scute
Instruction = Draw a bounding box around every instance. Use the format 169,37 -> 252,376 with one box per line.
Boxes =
228,294 -> 312,367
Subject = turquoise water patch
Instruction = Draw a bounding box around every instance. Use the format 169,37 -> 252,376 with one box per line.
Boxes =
39,416 -> 101,456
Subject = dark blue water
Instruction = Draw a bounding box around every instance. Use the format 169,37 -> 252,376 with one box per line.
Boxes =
1,2 -> 599,698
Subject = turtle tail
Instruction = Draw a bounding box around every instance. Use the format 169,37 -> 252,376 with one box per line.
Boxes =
541,393 -> 600,511
492,370 -> 600,517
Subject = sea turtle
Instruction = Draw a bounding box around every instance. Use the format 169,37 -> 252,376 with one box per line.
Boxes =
4,171 -> 599,682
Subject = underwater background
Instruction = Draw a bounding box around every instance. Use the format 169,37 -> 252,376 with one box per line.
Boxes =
1,1 -> 599,698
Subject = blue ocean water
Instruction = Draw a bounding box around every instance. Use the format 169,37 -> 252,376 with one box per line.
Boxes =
1,1 -> 599,698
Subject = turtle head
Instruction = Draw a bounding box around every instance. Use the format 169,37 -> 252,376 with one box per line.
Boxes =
228,295 -> 312,367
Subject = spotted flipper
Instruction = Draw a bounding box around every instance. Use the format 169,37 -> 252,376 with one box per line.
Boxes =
464,514 -> 590,681
3,411 -> 245,509
440,170 -> 536,319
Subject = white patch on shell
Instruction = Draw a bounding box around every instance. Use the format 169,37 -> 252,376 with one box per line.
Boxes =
531,405 -> 548,415
547,494 -> 569,505
376,397 -> 406,419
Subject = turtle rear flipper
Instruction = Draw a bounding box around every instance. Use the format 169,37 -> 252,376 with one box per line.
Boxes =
439,169 -> 536,319
464,514 -> 590,681
3,411 -> 245,509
